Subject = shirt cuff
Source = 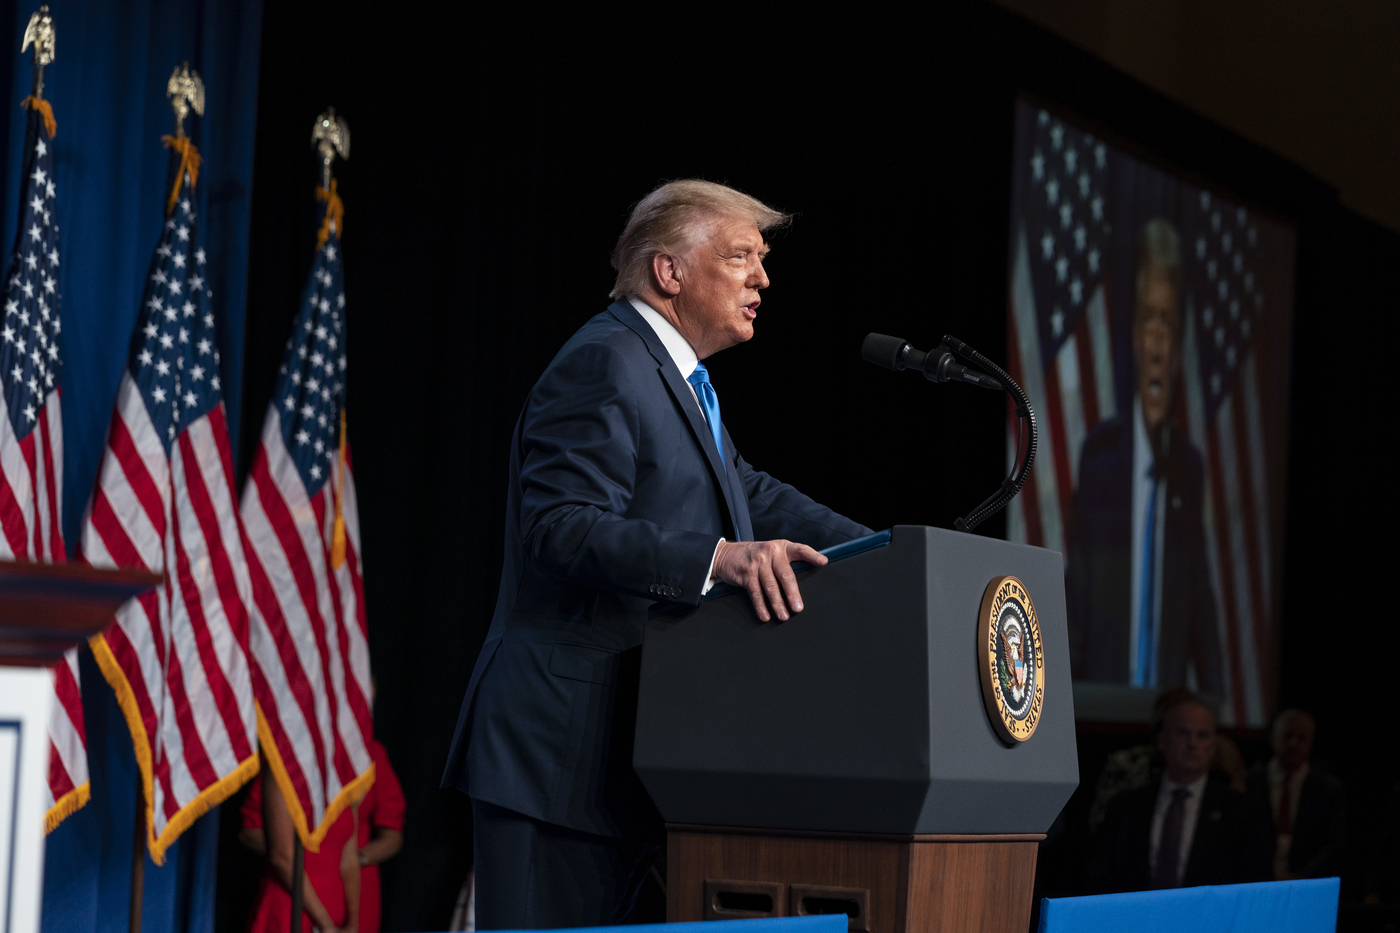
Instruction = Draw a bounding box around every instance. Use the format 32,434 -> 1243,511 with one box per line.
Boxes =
700,538 -> 726,596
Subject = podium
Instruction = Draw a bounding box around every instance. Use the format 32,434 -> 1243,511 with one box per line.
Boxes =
635,526 -> 1078,932
0,559 -> 161,933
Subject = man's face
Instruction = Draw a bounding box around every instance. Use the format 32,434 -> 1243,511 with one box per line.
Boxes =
1273,716 -> 1315,771
672,217 -> 770,358
1157,702 -> 1216,783
1133,268 -> 1180,431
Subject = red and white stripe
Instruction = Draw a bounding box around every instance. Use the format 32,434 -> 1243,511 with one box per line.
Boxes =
0,387 -> 63,564
43,649 -> 89,831
242,406 -> 373,849
82,374 -> 259,862
1,385 -> 87,830
1181,312 -> 1269,725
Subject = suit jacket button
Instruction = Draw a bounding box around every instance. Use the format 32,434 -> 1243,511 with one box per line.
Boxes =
648,584 -> 658,594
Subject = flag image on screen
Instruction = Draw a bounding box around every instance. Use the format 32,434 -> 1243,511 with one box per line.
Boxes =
1005,101 -> 1295,726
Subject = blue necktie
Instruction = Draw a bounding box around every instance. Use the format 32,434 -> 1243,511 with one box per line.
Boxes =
1136,465 -> 1159,687
687,362 -> 725,468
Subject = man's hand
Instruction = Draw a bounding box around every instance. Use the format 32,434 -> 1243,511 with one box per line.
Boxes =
713,539 -> 827,622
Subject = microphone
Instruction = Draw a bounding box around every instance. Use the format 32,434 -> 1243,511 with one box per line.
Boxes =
860,331 -> 1039,533
860,333 -> 1003,391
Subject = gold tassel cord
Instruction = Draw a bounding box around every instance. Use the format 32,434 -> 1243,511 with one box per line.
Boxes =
330,408 -> 347,569
21,96 -> 56,138
316,178 -> 344,249
160,135 -> 202,217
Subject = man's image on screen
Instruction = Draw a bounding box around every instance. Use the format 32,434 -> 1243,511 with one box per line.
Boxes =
1065,218 -> 1225,697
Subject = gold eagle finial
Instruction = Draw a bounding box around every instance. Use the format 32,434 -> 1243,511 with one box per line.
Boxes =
21,5 -> 56,99
311,107 -> 350,189
166,62 -> 205,139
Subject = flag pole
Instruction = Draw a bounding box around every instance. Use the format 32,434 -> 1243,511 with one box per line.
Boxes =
21,5 -> 54,101
123,62 -> 209,933
129,786 -> 145,933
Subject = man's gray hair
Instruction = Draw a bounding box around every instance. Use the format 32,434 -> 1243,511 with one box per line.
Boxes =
1135,217 -> 1182,302
609,180 -> 791,299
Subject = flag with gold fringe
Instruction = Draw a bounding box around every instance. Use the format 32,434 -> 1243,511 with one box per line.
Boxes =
241,164 -> 375,850
81,117 -> 259,862
1,87 -> 87,833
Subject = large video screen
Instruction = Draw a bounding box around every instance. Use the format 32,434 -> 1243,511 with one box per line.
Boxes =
1005,100 -> 1296,727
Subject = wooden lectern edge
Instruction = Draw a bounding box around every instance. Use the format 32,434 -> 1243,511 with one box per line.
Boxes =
666,823 -> 1046,844
0,561 -> 165,666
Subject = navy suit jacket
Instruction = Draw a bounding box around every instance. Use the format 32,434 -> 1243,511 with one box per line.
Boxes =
1086,775 -> 1274,892
1065,413 -> 1224,697
441,300 -> 871,840
1244,763 -> 1347,878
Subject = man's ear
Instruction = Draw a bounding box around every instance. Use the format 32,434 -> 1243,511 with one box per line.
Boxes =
651,252 -> 683,297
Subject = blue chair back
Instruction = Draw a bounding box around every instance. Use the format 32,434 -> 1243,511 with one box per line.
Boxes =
1038,878 -> 1340,933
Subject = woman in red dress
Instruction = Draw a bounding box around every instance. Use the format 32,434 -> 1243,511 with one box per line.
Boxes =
355,739 -> 405,933
242,767 -> 360,933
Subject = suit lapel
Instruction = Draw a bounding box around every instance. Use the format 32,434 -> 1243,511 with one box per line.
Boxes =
1183,781 -> 1223,885
608,301 -> 745,538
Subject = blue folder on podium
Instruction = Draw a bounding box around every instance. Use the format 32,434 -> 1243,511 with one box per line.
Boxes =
1038,878 -> 1340,933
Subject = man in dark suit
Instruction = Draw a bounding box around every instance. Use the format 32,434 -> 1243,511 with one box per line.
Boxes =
1246,709 -> 1346,879
441,180 -> 871,928
1065,218 -> 1224,697
1088,695 -> 1273,892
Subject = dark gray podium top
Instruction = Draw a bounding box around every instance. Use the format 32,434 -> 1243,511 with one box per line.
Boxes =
634,525 -> 1078,835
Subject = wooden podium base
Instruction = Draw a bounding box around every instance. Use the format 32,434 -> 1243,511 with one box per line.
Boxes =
667,824 -> 1043,932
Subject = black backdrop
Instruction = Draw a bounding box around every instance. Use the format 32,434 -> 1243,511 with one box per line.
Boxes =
219,2 -> 1400,929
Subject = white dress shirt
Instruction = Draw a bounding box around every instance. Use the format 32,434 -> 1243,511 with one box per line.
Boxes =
629,297 -> 724,593
1149,773 -> 1208,885
1129,397 -> 1168,686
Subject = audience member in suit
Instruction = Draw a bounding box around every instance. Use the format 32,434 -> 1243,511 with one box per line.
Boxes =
1088,696 -> 1273,892
1065,219 -> 1224,698
440,181 -> 871,928
1088,687 -> 1247,833
1245,709 -> 1346,880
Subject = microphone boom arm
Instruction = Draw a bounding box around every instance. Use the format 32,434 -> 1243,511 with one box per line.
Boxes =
941,334 -> 1037,533
861,332 -> 1038,533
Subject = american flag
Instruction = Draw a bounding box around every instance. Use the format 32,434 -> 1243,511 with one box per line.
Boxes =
241,198 -> 374,849
1,99 -> 86,830
1006,103 -> 1281,724
82,141 -> 260,861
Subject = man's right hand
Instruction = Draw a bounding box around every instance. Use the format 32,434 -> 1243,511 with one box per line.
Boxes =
713,539 -> 827,622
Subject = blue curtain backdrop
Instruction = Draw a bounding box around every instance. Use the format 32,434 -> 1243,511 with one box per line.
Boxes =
0,1 -> 263,931
0,0 -> 262,540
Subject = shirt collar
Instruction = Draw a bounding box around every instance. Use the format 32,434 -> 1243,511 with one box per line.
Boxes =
1268,757 -> 1310,788
1162,773 -> 1209,798
629,297 -> 698,379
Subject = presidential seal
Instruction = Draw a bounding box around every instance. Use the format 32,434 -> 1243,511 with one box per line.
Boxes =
978,575 -> 1045,744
